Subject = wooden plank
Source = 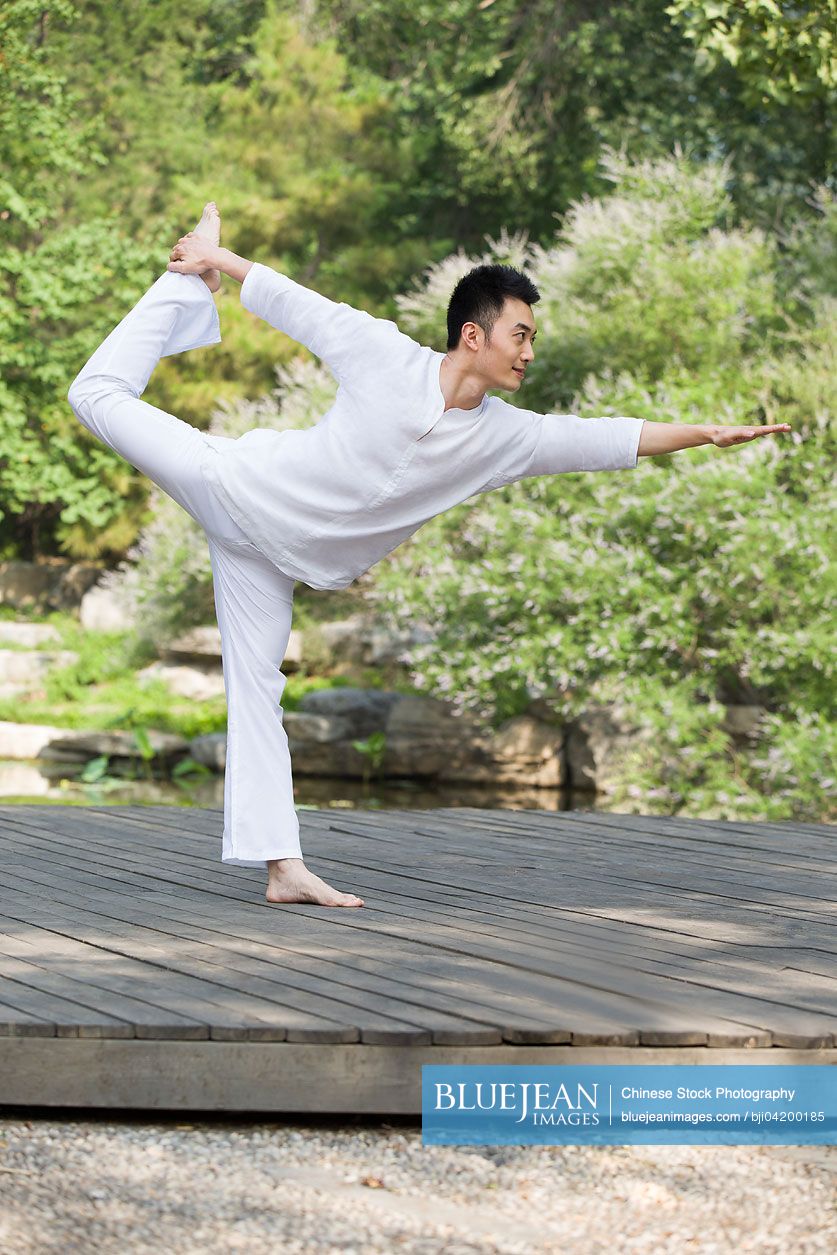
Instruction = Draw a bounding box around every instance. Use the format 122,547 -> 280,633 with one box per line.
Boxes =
2,1038 -> 834,1114
4,813 -> 833,1009
1,803 -> 833,1049
340,810 -> 837,904
0,864 -> 778,1049
0,880 -> 367,1044
0,868 -> 642,1044
0,882 -> 502,1047
0,924 -> 243,1038
4,808 -> 833,1024
0,997 -> 57,1037
315,819 -> 835,925
0,859 -> 755,1048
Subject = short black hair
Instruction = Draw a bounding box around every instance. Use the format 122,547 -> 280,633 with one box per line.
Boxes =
446,263 -> 540,352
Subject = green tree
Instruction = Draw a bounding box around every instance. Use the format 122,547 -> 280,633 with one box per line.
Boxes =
0,0 -> 163,559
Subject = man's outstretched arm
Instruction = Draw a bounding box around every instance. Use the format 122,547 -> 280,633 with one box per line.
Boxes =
638,420 -> 792,454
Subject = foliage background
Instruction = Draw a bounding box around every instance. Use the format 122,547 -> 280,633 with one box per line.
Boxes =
1,0 -> 834,818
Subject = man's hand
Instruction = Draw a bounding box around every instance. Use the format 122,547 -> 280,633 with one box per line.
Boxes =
708,423 -> 792,448
167,232 -> 222,275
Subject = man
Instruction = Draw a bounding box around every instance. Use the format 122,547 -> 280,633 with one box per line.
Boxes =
68,203 -> 792,909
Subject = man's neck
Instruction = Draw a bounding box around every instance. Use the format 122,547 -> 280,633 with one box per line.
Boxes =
439,352 -> 487,413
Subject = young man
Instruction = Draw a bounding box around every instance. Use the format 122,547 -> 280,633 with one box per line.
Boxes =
68,203 -> 791,909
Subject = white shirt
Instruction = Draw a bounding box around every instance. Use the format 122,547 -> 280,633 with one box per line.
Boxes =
203,262 -> 645,590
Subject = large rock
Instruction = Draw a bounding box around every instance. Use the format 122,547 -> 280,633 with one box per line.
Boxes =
0,623 -> 61,646
164,624 -> 303,670
298,687 -> 401,735
564,703 -> 651,796
723,704 -> 767,743
382,692 -> 484,777
285,712 -> 353,744
465,714 -> 565,787
0,560 -> 103,613
289,689 -> 567,786
41,727 -> 189,763
79,583 -> 134,632
301,615 -> 435,670
0,650 -> 78,687
0,562 -> 57,610
165,625 -> 223,660
189,731 -> 227,770
136,660 -> 227,701
0,721 -> 187,763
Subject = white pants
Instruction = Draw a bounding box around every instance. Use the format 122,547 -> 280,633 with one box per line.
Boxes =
67,270 -> 303,867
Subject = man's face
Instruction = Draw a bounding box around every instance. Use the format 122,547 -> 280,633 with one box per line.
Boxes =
472,297 -> 537,391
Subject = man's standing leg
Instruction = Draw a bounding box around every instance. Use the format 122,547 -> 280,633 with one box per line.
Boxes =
206,532 -> 364,907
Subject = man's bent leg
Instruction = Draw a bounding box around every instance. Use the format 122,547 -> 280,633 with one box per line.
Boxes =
67,271 -> 225,531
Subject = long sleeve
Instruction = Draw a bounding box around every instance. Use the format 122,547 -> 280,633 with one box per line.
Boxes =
521,411 -> 646,478
501,411 -> 647,479
239,261 -> 390,386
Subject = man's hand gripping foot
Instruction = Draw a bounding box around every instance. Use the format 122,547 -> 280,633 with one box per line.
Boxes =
168,201 -> 222,292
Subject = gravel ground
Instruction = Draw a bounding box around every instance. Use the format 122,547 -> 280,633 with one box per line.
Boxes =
0,1114 -> 834,1253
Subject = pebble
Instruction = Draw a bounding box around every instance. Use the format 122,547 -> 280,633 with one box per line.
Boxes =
0,1115 -> 834,1252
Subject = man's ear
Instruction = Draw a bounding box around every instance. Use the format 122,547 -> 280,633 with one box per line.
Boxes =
461,320 -> 484,352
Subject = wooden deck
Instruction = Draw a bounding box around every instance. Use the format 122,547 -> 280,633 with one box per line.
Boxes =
0,804 -> 834,1113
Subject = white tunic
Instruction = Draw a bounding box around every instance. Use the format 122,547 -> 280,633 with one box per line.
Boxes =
202,262 -> 645,590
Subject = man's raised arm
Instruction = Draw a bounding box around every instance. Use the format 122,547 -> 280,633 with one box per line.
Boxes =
168,238 -> 383,385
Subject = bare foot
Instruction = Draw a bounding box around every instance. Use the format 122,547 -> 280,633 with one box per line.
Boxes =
266,858 -> 365,908
193,201 -> 222,292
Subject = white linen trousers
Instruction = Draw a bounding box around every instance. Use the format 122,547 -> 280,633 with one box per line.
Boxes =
67,270 -> 303,868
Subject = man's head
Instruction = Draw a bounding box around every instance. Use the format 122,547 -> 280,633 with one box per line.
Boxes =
446,263 -> 540,391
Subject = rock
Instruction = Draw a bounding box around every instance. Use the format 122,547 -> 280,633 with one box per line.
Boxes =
564,703 -> 650,795
37,727 -> 188,763
164,625 -> 302,670
382,692 -> 482,777
50,563 -> 103,610
0,562 -> 56,611
289,691 -> 568,787
189,732 -> 227,770
136,661 -> 227,701
315,614 -> 370,665
284,713 -> 353,744
0,721 -> 69,760
0,623 -> 61,646
366,622 -> 435,665
480,715 -> 565,787
301,615 -> 435,670
165,625 -> 223,660
298,687 -> 401,736
0,650 -> 78,686
723,704 -> 767,743
0,560 -> 104,613
0,721 -> 185,763
79,584 -> 134,632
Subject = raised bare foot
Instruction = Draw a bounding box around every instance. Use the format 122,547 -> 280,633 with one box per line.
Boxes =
266,858 -> 365,908
193,201 -> 222,292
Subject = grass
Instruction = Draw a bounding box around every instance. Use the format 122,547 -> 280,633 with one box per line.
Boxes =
0,606 -> 405,739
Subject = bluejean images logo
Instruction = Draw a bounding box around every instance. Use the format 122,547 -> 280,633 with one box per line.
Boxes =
421,1065 -> 837,1146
